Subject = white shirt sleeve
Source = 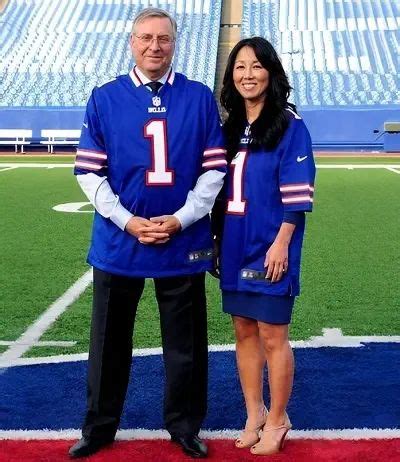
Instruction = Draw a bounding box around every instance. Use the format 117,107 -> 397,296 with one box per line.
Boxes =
173,170 -> 225,230
76,173 -> 133,231
77,169 -> 225,232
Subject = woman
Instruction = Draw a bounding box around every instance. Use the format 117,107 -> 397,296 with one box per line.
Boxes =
215,37 -> 316,455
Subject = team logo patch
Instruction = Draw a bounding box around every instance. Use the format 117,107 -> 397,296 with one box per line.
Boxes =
152,96 -> 161,107
148,96 -> 166,113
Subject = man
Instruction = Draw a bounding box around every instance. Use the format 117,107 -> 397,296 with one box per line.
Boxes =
68,8 -> 226,459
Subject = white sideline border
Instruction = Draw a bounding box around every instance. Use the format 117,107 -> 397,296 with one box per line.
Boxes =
0,163 -> 73,168
1,163 -> 400,170
316,164 -> 400,169
2,328 -> 400,368
0,428 -> 399,441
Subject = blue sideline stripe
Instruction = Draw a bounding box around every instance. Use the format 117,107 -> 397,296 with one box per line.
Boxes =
0,344 -> 399,431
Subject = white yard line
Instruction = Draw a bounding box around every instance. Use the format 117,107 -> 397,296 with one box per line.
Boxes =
0,166 -> 18,172
0,270 -> 92,367
0,428 -> 398,441
387,167 -> 400,175
0,163 -> 73,168
317,164 -> 400,168
0,341 -> 76,347
3,328 -> 400,368
1,163 -> 400,170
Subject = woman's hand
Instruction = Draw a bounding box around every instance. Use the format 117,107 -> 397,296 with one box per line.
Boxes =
264,241 -> 289,282
264,222 -> 296,282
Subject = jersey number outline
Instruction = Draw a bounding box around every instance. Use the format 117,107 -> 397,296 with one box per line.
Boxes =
226,150 -> 248,214
144,119 -> 174,185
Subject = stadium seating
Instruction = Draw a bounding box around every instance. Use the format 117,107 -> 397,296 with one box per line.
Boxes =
242,0 -> 400,108
0,0 -> 398,148
0,0 -> 222,107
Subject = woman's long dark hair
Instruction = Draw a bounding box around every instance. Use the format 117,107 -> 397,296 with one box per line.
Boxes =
220,37 -> 295,159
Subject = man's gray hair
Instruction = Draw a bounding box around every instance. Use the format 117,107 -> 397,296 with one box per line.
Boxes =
132,7 -> 177,39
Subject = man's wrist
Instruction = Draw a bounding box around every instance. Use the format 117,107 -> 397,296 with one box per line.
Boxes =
110,202 -> 133,231
172,211 -> 188,230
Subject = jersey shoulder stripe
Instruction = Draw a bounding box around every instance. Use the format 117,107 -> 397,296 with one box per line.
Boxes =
286,107 -> 302,120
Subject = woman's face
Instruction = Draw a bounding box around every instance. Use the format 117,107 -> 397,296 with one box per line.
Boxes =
233,46 -> 269,103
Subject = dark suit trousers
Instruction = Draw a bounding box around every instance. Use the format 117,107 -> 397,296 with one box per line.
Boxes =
82,268 -> 208,441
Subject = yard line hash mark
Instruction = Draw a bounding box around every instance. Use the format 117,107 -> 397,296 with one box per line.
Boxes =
386,167 -> 400,175
0,270 -> 93,368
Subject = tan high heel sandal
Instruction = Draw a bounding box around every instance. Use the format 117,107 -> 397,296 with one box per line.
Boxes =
235,406 -> 268,449
250,412 -> 292,455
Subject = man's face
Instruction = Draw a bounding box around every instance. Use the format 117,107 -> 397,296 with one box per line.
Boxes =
130,16 -> 175,79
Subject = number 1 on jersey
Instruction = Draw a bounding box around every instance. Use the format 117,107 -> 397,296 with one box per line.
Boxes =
227,150 -> 248,214
144,119 -> 174,185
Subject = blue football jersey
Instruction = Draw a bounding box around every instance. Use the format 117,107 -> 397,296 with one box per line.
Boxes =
74,69 -> 226,277
220,109 -> 315,296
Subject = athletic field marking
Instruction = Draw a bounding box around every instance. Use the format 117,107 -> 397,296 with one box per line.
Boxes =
53,202 -> 93,213
0,428 -> 398,441
3,328 -> 400,368
0,341 -> 76,347
0,163 -> 73,168
1,163 -> 400,169
317,164 -> 400,168
387,167 -> 400,175
0,166 -> 18,172
0,270 -> 92,368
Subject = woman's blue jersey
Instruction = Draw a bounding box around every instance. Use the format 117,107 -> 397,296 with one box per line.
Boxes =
220,109 -> 315,296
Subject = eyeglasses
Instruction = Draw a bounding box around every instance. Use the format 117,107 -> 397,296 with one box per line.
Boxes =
134,34 -> 175,46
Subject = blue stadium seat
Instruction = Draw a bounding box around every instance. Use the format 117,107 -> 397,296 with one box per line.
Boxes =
0,0 -> 222,107
241,0 -> 400,107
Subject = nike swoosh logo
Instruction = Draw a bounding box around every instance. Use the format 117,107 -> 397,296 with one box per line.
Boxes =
83,123 -> 88,128
297,155 -> 308,162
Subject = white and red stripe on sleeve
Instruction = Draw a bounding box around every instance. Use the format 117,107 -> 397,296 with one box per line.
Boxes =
201,147 -> 227,170
280,183 -> 314,205
75,148 -> 108,172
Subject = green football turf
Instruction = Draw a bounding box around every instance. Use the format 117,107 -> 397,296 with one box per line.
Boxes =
292,168 -> 400,337
0,168 -> 90,340
314,156 -> 400,164
0,155 -> 74,163
0,161 -> 399,358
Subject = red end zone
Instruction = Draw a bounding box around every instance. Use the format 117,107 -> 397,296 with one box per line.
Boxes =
1,439 -> 399,462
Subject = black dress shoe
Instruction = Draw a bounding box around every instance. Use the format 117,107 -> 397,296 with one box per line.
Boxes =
68,437 -> 113,458
171,434 -> 208,458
